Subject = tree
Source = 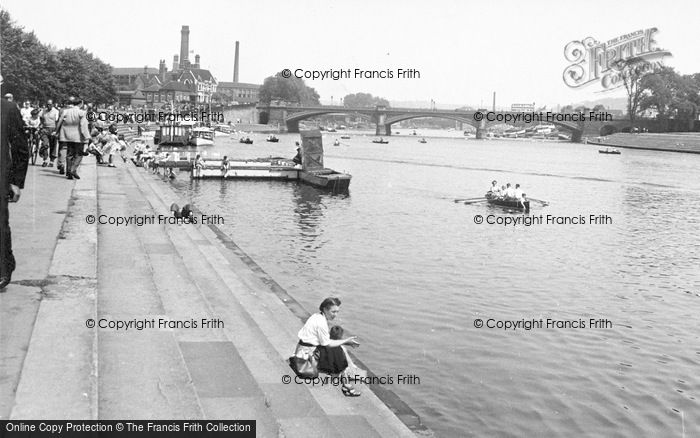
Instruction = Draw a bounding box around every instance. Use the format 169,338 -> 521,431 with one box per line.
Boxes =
616,57 -> 656,125
592,104 -> 606,112
0,10 -> 54,100
0,10 -> 117,104
343,92 -> 390,108
259,71 -> 320,106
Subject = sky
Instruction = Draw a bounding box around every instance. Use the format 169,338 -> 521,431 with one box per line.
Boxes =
2,0 -> 699,108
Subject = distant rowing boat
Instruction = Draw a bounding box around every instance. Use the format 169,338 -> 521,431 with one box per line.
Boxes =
485,194 -> 530,212
599,149 -> 621,154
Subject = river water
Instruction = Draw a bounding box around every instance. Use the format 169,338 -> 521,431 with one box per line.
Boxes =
166,131 -> 700,437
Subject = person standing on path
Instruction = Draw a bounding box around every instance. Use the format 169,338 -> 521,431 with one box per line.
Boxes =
39,100 -> 59,167
57,96 -> 90,179
1,96 -> 30,290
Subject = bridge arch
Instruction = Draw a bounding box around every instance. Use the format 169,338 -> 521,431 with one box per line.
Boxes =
384,114 -> 479,130
285,110 -> 375,124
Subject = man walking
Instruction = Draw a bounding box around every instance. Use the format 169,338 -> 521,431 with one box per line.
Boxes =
40,99 -> 59,167
1,95 -> 30,290
57,96 -> 90,179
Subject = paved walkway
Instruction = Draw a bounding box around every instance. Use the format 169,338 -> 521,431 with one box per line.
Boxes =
0,155 -> 430,437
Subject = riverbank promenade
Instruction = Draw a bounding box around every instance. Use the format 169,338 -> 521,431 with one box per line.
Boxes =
0,157 -> 427,437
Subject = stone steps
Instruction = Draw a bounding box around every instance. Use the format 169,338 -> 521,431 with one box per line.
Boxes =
8,156 -> 420,437
126,165 -> 417,437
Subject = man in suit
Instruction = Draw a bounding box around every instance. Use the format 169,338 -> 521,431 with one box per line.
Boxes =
57,96 -> 90,179
1,96 -> 30,290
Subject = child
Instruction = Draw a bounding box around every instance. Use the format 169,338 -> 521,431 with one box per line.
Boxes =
220,155 -> 230,177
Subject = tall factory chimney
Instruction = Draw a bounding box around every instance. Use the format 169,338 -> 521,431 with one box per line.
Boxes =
173,55 -> 179,72
180,25 -> 190,68
233,41 -> 240,82
159,60 -> 167,82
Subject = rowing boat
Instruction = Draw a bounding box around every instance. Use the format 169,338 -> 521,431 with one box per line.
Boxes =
485,194 -> 529,212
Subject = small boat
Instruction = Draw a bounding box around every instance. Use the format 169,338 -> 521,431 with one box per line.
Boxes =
340,135 -> 351,139
599,149 -> 621,154
326,127 -> 337,132
372,139 -> 389,144
189,127 -> 215,146
333,140 -> 340,146
419,138 -> 427,144
239,138 -> 254,144
485,194 -> 529,212
266,135 -> 280,143
213,124 -> 232,136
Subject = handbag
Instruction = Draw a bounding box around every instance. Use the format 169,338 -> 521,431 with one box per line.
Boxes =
288,348 -> 319,379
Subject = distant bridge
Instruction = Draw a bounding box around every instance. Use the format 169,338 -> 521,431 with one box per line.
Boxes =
258,104 -> 585,141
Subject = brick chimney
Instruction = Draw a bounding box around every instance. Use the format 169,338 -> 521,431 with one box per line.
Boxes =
233,41 -> 239,82
159,60 -> 167,82
173,55 -> 179,72
194,54 -> 200,69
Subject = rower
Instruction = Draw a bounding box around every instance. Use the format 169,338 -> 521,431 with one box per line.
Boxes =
513,184 -> 523,199
499,185 -> 507,199
518,192 -> 528,209
505,183 -> 516,199
488,180 -> 498,197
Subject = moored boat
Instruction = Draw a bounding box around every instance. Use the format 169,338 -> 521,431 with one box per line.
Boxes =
372,139 -> 389,144
189,127 -> 215,146
266,135 -> 280,142
599,149 -> 621,154
299,169 -> 351,192
239,138 -> 254,144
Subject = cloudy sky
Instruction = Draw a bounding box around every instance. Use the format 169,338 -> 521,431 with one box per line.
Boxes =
3,0 -> 698,108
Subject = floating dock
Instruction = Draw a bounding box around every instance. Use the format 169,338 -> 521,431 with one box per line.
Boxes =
158,130 -> 352,192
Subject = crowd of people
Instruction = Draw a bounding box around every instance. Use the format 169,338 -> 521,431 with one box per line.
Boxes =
4,93 -> 131,179
487,180 -> 527,206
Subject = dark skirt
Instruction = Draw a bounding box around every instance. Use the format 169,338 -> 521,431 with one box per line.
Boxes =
317,346 -> 348,374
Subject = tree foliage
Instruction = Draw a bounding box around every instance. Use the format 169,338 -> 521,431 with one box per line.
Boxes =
640,67 -> 699,121
1,9 -> 117,104
259,71 -> 320,105
343,92 -> 390,108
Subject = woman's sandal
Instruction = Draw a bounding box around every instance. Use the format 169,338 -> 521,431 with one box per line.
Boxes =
342,385 -> 361,397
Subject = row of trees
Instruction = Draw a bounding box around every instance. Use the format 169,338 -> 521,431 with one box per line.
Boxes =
560,62 -> 699,130
1,10 -> 117,104
342,92 -> 389,108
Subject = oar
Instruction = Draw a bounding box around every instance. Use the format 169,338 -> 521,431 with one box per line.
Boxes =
528,197 -> 549,206
463,199 -> 489,205
454,197 -> 485,203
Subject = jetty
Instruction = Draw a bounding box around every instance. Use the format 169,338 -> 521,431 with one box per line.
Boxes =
169,129 -> 352,192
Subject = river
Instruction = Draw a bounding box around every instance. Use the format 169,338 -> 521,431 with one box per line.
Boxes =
166,130 -> 700,437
